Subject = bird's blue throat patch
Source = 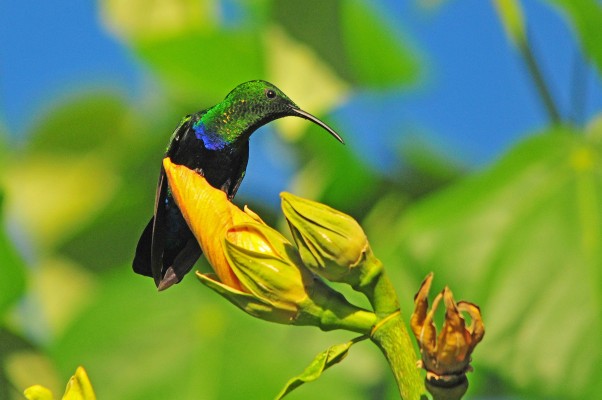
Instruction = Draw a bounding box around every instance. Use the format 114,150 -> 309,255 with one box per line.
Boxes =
193,121 -> 226,150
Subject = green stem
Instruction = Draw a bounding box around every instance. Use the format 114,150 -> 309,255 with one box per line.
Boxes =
353,252 -> 424,399
370,314 -> 423,400
297,279 -> 377,334
355,255 -> 397,314
315,306 -> 377,334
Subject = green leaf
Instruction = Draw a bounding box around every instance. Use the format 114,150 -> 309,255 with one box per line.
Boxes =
49,267 -> 221,400
391,129 -> 602,398
27,94 -> 131,155
50,267 -> 374,399
275,337 -> 363,399
341,0 -> 419,88
55,114 -> 168,271
3,94 -> 139,252
275,0 -> 420,88
0,192 -> 27,316
273,1 -> 353,83
101,0 -> 269,102
548,0 -> 602,76
135,31 -> 265,101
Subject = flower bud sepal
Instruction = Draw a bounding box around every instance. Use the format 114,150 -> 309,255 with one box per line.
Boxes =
196,272 -> 298,324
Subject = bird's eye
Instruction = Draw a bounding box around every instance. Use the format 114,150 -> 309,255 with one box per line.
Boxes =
265,89 -> 276,99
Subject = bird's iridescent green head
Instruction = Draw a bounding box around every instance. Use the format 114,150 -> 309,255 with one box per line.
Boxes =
195,80 -> 343,149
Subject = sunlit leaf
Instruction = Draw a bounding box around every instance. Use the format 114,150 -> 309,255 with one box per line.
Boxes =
266,25 -> 349,141
3,155 -> 119,250
392,129 -> 602,398
397,135 -> 466,198
101,0 -> 220,40
26,257 -> 98,340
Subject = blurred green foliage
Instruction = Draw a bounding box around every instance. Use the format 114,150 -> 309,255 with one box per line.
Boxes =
1,0 -> 601,399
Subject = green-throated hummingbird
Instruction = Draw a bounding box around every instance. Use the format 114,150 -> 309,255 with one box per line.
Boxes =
133,80 -> 343,290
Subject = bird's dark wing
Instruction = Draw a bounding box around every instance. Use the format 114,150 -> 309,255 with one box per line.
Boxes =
133,115 -> 202,287
150,167 -> 168,286
132,217 -> 153,277
132,163 -> 168,285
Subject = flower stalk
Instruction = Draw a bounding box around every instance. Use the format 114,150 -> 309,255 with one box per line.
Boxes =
361,255 -> 423,400
162,158 -> 482,400
371,312 -> 424,400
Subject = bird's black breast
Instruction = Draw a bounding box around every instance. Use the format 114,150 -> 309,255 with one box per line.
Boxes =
167,114 -> 250,196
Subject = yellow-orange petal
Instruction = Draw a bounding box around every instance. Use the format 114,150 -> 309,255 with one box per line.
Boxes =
436,287 -> 470,372
457,301 -> 485,346
411,273 -> 434,344
163,158 -> 257,290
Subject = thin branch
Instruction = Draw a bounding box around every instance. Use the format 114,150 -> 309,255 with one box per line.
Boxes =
518,34 -> 562,125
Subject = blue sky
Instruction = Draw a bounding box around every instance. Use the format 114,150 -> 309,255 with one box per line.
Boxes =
1,0 -> 601,200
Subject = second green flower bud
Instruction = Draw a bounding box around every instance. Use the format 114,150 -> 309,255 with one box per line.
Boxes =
280,193 -> 371,285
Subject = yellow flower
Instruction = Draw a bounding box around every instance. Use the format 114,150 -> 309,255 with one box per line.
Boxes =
163,158 -> 376,331
24,366 -> 96,400
410,273 -> 485,385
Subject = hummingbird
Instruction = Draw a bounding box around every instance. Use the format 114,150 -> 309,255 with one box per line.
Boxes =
133,80 -> 343,290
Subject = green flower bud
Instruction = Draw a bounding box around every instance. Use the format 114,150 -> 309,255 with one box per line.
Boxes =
280,192 -> 370,284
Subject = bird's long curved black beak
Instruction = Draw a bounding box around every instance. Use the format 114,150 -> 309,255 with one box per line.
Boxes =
289,107 -> 345,144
